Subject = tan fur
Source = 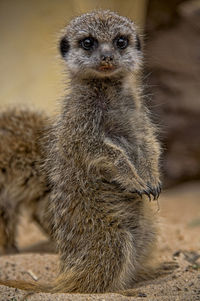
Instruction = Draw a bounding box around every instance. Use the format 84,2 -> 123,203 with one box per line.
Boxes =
0,10 -> 161,293
0,109 -> 51,253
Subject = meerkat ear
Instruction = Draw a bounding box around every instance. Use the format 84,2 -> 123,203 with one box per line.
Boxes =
135,34 -> 141,51
60,37 -> 70,57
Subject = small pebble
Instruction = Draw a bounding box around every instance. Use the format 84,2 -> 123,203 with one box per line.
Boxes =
138,292 -> 147,297
175,286 -> 181,291
173,250 -> 181,257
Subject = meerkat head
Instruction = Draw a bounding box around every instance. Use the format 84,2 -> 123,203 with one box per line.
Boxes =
59,10 -> 142,79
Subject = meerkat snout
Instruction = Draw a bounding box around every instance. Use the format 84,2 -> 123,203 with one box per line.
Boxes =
100,53 -> 114,62
99,52 -> 114,71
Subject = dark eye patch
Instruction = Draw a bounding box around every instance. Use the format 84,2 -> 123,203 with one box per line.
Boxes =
135,34 -> 141,51
60,37 -> 70,57
79,37 -> 98,51
114,36 -> 129,50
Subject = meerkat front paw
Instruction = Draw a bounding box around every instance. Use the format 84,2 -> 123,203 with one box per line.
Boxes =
146,181 -> 162,200
112,174 -> 153,199
127,171 -> 162,200
112,178 -> 161,200
137,169 -> 161,200
126,178 -> 161,200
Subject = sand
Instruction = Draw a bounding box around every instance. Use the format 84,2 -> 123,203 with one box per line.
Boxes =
0,182 -> 200,301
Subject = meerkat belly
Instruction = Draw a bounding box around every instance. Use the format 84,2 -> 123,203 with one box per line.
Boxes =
56,192 -> 139,288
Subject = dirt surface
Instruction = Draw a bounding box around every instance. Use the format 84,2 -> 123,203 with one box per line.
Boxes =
0,182 -> 200,301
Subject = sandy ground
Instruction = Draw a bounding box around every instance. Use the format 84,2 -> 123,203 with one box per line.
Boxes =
0,182 -> 200,301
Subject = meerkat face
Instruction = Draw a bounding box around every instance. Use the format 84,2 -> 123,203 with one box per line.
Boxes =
60,11 -> 142,79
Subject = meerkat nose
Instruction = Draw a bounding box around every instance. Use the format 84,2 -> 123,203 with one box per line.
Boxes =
100,53 -> 114,62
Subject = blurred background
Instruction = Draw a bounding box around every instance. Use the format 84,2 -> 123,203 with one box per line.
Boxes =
0,0 -> 200,188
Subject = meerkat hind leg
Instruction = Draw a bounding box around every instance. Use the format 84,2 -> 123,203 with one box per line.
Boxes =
0,202 -> 19,255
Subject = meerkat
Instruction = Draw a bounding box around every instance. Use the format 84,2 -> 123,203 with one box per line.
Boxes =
0,109 -> 52,254
0,10 -> 161,293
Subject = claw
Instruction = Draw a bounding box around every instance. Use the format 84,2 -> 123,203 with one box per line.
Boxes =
135,190 -> 143,199
109,179 -> 162,201
146,182 -> 162,200
155,182 -> 162,199
144,190 -> 152,201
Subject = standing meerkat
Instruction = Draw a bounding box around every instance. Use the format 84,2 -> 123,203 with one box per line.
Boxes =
0,10 -> 161,293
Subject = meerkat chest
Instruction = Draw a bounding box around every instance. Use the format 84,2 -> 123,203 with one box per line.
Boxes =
103,107 -> 136,141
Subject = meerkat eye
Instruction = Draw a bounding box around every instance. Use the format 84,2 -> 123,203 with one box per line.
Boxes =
80,37 -> 98,50
114,36 -> 129,49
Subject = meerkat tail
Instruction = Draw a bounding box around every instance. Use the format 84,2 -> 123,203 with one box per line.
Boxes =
0,279 -> 53,293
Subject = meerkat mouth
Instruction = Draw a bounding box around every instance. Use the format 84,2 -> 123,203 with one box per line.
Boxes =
98,64 -> 116,72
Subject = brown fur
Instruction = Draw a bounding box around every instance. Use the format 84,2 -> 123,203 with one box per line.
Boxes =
0,10 -> 161,293
0,109 -> 51,254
